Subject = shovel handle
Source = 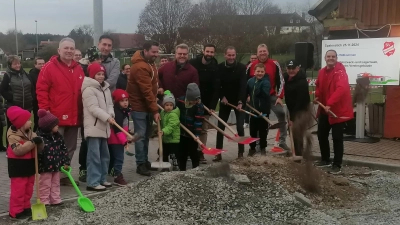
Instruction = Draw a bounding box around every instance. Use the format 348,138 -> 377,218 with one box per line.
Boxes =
157,120 -> 163,164
225,102 -> 257,117
34,146 -> 40,201
60,167 -> 84,198
112,122 -> 134,139
315,101 -> 338,118
179,123 -> 204,146
204,119 -> 233,139
246,104 -> 274,125
287,114 -> 296,157
203,105 -> 237,136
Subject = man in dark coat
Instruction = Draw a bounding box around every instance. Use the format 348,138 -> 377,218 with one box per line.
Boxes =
215,46 -> 247,161
116,64 -> 130,90
29,57 -> 45,132
189,44 -> 219,164
283,60 -> 310,156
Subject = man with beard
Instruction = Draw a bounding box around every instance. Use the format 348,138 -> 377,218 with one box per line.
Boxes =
249,44 -> 289,151
158,44 -> 199,98
189,44 -> 219,164
214,46 -> 247,161
28,57 -> 45,132
283,60 -> 310,156
126,41 -> 160,176
314,50 -> 353,174
98,34 -> 121,92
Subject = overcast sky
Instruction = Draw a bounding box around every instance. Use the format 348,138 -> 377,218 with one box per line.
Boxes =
0,0 -> 318,35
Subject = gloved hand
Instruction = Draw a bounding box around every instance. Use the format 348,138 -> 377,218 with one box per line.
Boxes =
31,137 -> 43,145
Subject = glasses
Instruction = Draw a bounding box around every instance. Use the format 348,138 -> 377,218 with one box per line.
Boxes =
176,53 -> 188,56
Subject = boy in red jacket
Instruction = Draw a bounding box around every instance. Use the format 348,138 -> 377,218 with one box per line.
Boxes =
7,106 -> 44,219
314,50 -> 353,174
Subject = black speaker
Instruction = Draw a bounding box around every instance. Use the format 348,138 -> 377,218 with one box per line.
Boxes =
295,42 -> 314,69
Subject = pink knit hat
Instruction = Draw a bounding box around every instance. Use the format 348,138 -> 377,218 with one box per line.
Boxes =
6,106 -> 31,129
38,109 -> 59,132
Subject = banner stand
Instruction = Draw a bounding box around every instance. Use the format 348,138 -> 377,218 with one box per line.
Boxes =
343,101 -> 380,143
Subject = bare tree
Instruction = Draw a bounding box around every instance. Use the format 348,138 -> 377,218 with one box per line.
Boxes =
68,24 -> 94,50
137,0 -> 193,53
236,0 -> 281,15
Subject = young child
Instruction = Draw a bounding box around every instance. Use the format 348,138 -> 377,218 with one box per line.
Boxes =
82,63 -> 115,191
108,89 -> 133,186
246,63 -> 271,156
159,91 -> 180,169
176,83 -> 204,171
6,106 -> 44,219
79,46 -> 103,182
37,109 -> 70,206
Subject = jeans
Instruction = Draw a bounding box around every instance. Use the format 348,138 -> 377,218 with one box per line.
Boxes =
216,104 -> 245,153
108,144 -> 125,176
131,111 -> 154,165
270,95 -> 287,143
317,114 -> 345,167
86,137 -> 110,187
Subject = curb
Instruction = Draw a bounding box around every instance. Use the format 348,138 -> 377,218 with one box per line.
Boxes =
311,155 -> 400,172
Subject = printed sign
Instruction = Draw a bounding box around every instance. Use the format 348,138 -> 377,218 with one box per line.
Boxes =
322,38 -> 400,85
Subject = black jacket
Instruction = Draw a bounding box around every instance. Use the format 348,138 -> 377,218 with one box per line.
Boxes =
28,67 -> 40,109
283,70 -> 310,121
37,130 -> 70,173
189,55 -> 219,111
218,61 -> 247,104
0,68 -> 33,111
116,73 -> 128,90
0,77 -> 5,127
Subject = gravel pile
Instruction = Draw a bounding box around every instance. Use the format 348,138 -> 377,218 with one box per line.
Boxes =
14,163 -> 338,225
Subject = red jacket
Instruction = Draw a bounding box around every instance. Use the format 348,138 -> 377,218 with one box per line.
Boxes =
158,61 -> 199,98
249,59 -> 284,98
315,62 -> 353,124
36,56 -> 85,126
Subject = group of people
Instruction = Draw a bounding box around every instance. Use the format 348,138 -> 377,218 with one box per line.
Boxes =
0,33 -> 353,219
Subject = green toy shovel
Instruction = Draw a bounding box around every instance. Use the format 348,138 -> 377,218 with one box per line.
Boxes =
61,167 -> 95,212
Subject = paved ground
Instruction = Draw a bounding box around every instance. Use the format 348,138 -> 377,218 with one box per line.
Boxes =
0,117 -> 399,215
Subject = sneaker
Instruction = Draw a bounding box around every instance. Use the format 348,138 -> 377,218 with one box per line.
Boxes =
314,160 -> 331,167
86,185 -> 106,192
212,154 -> 222,162
328,164 -> 342,174
60,177 -> 79,186
279,143 -> 290,151
145,161 -> 151,170
248,149 -> 256,157
260,148 -> 267,156
243,123 -> 249,128
101,181 -> 112,188
137,163 -> 151,176
114,174 -> 128,186
9,211 -> 30,220
79,170 -> 87,183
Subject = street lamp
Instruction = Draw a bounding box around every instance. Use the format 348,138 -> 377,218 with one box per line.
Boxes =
14,0 -> 18,55
35,20 -> 38,56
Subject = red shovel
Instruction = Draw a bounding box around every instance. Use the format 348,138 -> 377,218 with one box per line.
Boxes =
203,105 -> 259,144
245,104 -> 286,129
180,123 -> 226,155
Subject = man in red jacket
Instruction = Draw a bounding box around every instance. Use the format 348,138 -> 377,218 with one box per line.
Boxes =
158,43 -> 199,99
314,50 -> 353,174
36,37 -> 85,185
249,44 -> 289,151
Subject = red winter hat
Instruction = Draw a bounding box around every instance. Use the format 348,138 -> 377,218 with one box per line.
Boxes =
38,109 -> 59,132
87,63 -> 106,79
6,106 -> 31,129
112,89 -> 129,102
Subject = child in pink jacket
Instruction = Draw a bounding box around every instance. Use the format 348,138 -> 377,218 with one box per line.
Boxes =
108,89 -> 133,186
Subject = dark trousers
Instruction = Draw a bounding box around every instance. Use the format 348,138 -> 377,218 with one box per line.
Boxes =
0,122 -> 4,148
79,126 -> 88,171
158,143 -> 179,162
177,136 -> 200,171
244,106 -> 250,123
33,106 -> 39,132
216,104 -> 245,153
317,114 -> 345,167
293,136 -> 303,156
108,144 -> 125,176
6,116 -> 11,147
249,116 -> 269,150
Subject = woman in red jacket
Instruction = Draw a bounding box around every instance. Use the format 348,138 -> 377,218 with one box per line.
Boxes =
314,50 -> 353,174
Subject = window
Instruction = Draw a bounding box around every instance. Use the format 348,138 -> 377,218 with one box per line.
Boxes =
290,19 -> 293,23
296,20 -> 300,23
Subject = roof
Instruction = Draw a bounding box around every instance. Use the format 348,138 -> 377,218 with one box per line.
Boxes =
110,33 -> 145,49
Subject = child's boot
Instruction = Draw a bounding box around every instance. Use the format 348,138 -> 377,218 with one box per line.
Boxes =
248,149 -> 256,157
260,148 -> 267,156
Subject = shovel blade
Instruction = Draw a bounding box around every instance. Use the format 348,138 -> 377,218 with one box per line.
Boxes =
202,148 -> 227,155
78,197 -> 95,212
269,122 -> 286,130
31,202 -> 48,220
228,136 -> 259,144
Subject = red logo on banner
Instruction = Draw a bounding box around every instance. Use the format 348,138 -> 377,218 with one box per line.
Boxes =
383,42 -> 395,56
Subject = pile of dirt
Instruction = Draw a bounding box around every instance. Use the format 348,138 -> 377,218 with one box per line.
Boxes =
231,156 -> 368,208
